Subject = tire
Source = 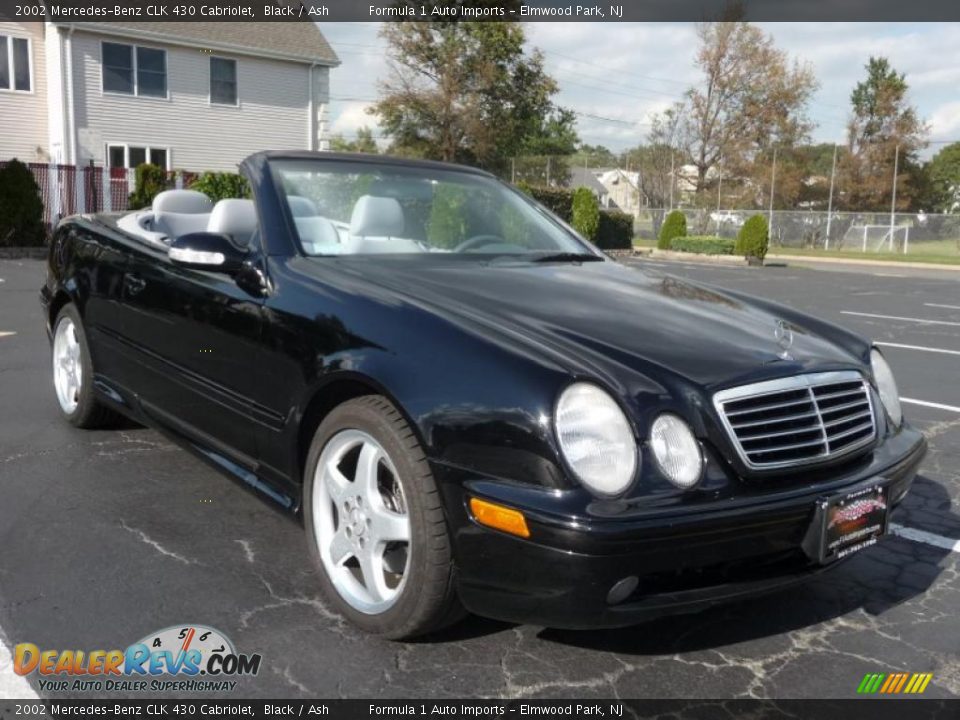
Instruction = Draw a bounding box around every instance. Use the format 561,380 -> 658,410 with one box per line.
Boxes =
303,395 -> 463,639
51,305 -> 119,429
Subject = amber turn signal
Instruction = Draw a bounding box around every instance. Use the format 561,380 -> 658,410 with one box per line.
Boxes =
469,497 -> 530,539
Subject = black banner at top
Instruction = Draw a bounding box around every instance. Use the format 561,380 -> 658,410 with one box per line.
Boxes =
2,0 -> 960,22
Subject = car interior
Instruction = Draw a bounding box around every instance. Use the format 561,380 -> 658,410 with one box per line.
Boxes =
116,188 -> 433,256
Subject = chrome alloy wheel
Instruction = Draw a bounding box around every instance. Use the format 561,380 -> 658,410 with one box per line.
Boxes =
53,316 -> 82,414
312,429 -> 412,614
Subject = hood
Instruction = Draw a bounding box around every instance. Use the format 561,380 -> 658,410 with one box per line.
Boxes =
316,258 -> 868,389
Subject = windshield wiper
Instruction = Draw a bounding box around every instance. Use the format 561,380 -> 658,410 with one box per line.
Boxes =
528,252 -> 604,263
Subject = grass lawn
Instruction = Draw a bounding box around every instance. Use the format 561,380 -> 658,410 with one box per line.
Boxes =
632,237 -> 960,266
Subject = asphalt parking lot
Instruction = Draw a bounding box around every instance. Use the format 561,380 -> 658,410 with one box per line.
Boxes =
0,256 -> 958,701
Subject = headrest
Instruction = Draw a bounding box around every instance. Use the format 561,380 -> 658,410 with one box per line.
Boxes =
287,195 -> 319,217
207,199 -> 258,246
349,195 -> 404,238
295,216 -> 340,251
152,189 -> 213,215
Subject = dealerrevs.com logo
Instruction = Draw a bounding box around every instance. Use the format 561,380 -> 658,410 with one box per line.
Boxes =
14,625 -> 261,693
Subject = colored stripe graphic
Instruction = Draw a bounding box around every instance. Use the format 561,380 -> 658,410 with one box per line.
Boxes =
859,672 -> 933,694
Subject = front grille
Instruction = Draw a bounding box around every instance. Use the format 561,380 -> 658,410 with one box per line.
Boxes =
713,371 -> 876,470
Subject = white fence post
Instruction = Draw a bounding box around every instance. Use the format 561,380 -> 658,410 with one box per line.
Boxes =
102,165 -> 111,213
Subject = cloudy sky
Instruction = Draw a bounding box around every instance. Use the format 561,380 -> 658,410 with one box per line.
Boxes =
319,22 -> 960,157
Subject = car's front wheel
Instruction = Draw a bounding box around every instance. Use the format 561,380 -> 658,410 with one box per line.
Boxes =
303,396 -> 462,639
51,305 -> 118,428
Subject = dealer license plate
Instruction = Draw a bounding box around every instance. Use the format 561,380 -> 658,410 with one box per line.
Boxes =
811,484 -> 890,564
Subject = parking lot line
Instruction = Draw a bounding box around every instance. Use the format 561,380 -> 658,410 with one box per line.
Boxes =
877,342 -> 960,356
0,630 -> 38,699
0,332 -> 16,339
925,303 -> 960,311
840,311 -> 960,327
890,524 -> 960,554
901,397 -> 960,413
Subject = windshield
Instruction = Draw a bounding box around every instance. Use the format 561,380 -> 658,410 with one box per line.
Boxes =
271,159 -> 594,258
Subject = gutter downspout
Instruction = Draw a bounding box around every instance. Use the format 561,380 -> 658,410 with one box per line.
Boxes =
64,24 -> 77,165
307,62 -> 317,151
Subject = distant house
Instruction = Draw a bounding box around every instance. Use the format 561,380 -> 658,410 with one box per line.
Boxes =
568,166 -> 612,208
0,20 -> 339,171
598,169 -> 647,216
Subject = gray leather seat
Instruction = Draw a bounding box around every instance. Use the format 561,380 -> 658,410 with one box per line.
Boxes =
287,195 -> 319,217
345,195 -> 421,254
207,199 -> 258,247
296,216 -> 341,254
152,189 -> 214,240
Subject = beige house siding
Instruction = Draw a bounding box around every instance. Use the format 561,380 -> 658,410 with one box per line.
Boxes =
0,22 -> 48,163
69,28 -> 329,172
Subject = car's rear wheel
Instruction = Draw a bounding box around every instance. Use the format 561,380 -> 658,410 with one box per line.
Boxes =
303,395 -> 462,639
52,305 -> 118,428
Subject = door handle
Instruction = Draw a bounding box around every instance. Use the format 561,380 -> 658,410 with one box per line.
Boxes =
124,274 -> 146,295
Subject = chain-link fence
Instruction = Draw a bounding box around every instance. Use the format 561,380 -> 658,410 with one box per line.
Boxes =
633,208 -> 960,258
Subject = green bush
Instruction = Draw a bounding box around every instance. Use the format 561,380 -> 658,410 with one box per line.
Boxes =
0,159 -> 46,247
190,171 -> 251,204
516,184 -> 574,222
669,236 -> 736,255
128,163 -> 167,210
736,214 -> 769,262
595,210 -> 634,250
658,210 -> 687,250
570,187 -> 600,241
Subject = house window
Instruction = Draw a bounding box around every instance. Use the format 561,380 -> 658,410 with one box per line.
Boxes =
107,144 -> 170,170
102,42 -> 167,98
210,57 -> 237,105
0,35 -> 32,92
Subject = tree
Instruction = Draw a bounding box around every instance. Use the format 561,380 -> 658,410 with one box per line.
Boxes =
0,159 -> 45,247
571,144 -> 618,168
670,21 -> 817,208
330,127 -> 379,154
839,57 -> 927,211
923,142 -> 960,213
373,17 -> 569,173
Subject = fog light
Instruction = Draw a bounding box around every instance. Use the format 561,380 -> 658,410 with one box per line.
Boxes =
469,498 -> 530,539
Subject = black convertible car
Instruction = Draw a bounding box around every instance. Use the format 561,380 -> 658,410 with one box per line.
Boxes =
41,151 -> 926,638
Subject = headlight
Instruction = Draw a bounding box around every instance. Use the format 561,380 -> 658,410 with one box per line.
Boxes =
870,349 -> 902,427
650,414 -> 703,489
555,383 -> 637,496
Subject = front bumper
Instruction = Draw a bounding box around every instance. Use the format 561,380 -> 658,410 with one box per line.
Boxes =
435,426 -> 927,629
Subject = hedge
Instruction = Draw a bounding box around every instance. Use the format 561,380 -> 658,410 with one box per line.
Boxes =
736,214 -> 770,262
595,210 -> 634,250
658,210 -> 687,249
190,171 -> 251,204
0,159 -> 46,247
516,182 -> 574,222
669,236 -> 736,255
571,187 -> 600,241
128,163 -> 167,210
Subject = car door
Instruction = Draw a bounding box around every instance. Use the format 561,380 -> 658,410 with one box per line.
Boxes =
115,234 -> 266,467
55,224 -> 132,387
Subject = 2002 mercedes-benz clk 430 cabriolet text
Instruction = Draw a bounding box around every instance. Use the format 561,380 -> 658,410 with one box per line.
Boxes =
41,152 -> 926,638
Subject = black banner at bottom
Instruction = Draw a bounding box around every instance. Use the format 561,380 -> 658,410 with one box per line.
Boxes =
1,699 -> 956,720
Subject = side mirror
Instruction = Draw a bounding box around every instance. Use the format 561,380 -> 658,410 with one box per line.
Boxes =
168,232 -> 248,274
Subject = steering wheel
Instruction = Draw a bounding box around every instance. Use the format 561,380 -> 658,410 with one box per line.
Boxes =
453,235 -> 507,253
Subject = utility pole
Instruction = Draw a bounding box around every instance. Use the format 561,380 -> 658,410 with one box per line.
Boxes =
889,144 -> 900,252
768,147 -> 778,238
669,152 -> 675,212
716,155 -> 723,234
825,144 -> 838,250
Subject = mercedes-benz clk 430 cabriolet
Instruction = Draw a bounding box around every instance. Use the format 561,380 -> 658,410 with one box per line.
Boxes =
42,152 -> 926,638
